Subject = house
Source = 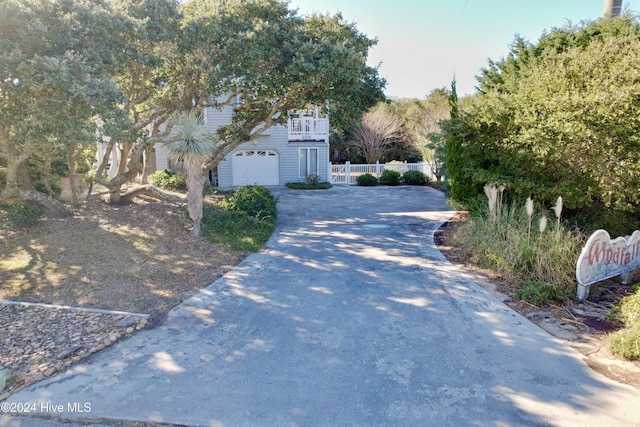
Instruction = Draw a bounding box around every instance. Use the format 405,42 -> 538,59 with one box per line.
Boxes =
153,96 -> 330,188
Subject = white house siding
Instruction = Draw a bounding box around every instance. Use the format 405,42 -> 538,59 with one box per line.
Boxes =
217,153 -> 234,188
203,97 -> 235,133
216,124 -> 327,188
154,143 -> 169,171
279,141 -> 328,184
152,95 -> 330,187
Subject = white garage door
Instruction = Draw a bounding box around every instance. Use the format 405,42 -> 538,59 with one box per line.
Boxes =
232,149 -> 279,186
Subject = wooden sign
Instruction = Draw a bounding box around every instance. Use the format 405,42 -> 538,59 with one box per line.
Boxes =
575,229 -> 640,299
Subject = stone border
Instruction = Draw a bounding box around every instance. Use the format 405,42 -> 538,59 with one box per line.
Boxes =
0,299 -> 150,319
0,301 -> 150,400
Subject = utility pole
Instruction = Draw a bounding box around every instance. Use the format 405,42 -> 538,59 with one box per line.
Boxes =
603,0 -> 622,18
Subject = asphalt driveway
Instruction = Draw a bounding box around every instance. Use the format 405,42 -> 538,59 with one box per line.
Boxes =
3,185 -> 640,426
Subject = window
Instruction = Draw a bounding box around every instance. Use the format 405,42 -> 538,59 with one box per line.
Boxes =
299,148 -> 318,177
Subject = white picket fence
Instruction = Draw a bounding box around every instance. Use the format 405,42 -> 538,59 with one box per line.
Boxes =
330,161 -> 438,185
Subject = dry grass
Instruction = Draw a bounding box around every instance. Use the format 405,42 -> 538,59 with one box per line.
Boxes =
0,195 -> 246,326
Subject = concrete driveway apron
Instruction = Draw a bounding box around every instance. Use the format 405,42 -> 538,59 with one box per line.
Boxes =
4,186 -> 640,427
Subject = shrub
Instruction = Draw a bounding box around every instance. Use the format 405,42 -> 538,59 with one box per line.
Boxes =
610,326 -> 640,360
402,170 -> 428,185
610,289 -> 640,359
452,190 -> 582,299
219,185 -> 277,220
306,174 -> 320,185
0,201 -> 45,230
356,173 -> 378,186
202,180 -> 216,195
515,281 -> 568,304
379,169 -> 401,186
286,182 -> 332,190
441,19 -> 640,232
200,204 -> 275,252
148,169 -> 187,191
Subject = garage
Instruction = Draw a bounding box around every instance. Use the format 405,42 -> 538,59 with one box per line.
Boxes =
232,149 -> 279,186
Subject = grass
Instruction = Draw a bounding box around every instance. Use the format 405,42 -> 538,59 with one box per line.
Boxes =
200,204 -> 276,252
610,287 -> 640,359
452,190 -> 583,304
0,201 -> 45,230
515,280 -> 569,305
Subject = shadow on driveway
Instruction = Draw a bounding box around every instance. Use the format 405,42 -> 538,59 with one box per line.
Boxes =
4,186 -> 640,427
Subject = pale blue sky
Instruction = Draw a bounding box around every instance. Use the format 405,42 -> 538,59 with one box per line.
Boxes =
289,0 -> 640,98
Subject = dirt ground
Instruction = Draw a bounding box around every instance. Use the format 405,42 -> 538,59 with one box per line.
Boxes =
435,211 -> 640,389
0,192 -> 245,327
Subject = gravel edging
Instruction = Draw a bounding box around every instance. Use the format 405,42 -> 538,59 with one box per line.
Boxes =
0,301 -> 149,400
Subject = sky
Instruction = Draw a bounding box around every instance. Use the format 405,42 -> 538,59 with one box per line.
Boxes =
288,0 -> 640,99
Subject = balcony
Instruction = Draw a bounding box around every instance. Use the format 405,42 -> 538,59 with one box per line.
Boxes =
287,111 -> 329,142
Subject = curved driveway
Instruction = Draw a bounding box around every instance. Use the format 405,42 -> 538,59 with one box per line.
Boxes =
5,186 -> 640,426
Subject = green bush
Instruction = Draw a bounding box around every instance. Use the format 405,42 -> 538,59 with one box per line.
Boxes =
610,326 -> 640,360
286,182 -> 332,190
0,201 -> 45,230
402,170 -> 428,185
148,169 -> 187,191
441,18 -> 640,232
379,169 -> 401,186
610,289 -> 640,359
515,281 -> 568,304
356,173 -> 378,186
219,185 -> 277,220
200,204 -> 275,252
452,191 -> 582,298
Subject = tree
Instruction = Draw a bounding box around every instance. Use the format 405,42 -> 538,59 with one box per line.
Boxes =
396,88 -> 451,179
442,16 -> 640,233
1,0 -> 384,208
92,0 -> 183,204
0,0 -> 128,210
348,108 -> 404,164
443,79 -> 479,202
178,0 -> 385,173
161,111 -> 212,236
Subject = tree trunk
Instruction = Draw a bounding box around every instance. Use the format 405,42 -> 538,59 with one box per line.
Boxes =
0,131 -> 69,213
67,145 -> 79,205
15,189 -> 70,215
40,151 -> 55,198
109,188 -> 122,204
118,184 -> 186,203
141,144 -> 154,184
93,137 -> 151,204
1,151 -> 30,199
186,160 -> 205,237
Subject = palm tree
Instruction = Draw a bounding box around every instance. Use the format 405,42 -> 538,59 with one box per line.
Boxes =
162,110 -> 213,236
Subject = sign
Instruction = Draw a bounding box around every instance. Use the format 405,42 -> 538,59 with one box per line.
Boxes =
575,229 -> 640,299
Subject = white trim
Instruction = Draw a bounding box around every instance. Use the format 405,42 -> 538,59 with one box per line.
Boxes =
299,147 -> 319,178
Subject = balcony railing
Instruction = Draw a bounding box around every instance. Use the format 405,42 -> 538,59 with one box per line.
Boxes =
287,116 -> 329,141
